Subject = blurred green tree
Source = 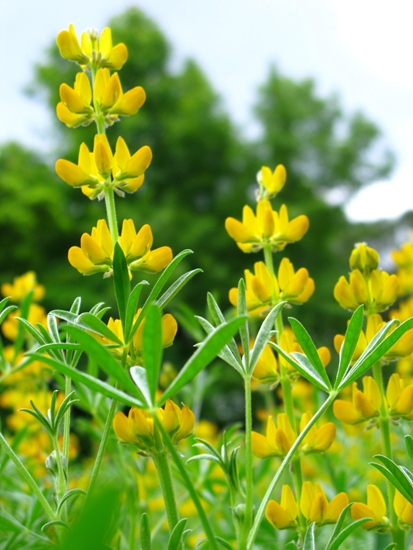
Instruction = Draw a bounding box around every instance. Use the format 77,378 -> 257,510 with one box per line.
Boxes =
1,7 -> 396,358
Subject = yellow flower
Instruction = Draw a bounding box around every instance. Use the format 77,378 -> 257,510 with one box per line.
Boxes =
94,68 -> 146,122
56,72 -> 94,128
252,344 -> 279,384
386,373 -> 413,418
300,413 -> 336,454
2,304 -> 47,342
133,309 -> 178,350
257,165 -> 287,199
266,485 -> 298,529
113,400 -> 194,451
225,201 -> 309,253
351,485 -> 389,530
118,220 -> 173,274
349,243 -> 379,276
394,490 -> 413,527
229,259 -> 314,315
390,296 -> 413,322
1,271 -> 45,302
68,219 -> 113,276
69,219 -> 172,277
56,135 -> 152,199
251,413 -> 296,458
334,269 -> 399,313
56,25 -> 127,70
392,242 -> 413,269
333,376 -> 381,425
300,482 -> 348,525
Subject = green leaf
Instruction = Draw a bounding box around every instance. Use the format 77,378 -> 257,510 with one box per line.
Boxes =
113,242 -> 130,328
28,353 -> 144,408
195,316 -> 243,373
303,523 -> 315,550
270,342 -> 330,391
77,313 -> 124,345
334,305 -> 364,389
124,280 -> 149,342
167,518 -> 188,550
130,366 -> 151,407
382,544 -> 397,550
289,317 -> 331,390
158,316 -> 247,405
130,250 -> 194,340
237,279 -> 250,368
325,503 -> 351,549
57,489 -> 86,514
327,516 -> 371,550
248,302 -> 285,374
197,536 -> 233,549
371,455 -> 413,504
70,296 -> 82,315
0,510 -> 26,532
13,289 -> 33,360
140,513 -> 151,550
41,519 -> 70,532
405,435 -> 413,463
62,326 -> 141,399
156,268 -> 203,310
142,305 -> 163,402
206,292 -> 243,363
0,304 -> 16,326
338,319 -> 402,389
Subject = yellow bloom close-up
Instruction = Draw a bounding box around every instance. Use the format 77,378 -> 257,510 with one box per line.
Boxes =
333,376 -> 381,425
351,485 -> 389,530
257,164 -> 287,199
300,481 -> 348,525
56,24 -> 128,70
225,200 -> 309,253
266,485 -> 298,530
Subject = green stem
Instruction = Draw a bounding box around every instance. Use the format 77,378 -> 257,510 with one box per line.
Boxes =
372,362 -> 405,549
0,432 -> 57,521
86,397 -> 118,503
246,391 -> 336,550
52,435 -> 67,521
152,451 -> 180,534
62,375 -> 71,469
156,418 -> 219,550
237,374 -> 254,550
104,186 -> 119,243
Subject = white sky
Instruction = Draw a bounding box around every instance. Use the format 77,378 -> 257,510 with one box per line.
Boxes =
1,0 -> 413,222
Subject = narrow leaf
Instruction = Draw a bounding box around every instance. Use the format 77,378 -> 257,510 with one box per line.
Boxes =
28,353 -> 144,408
158,316 -> 247,405
327,517 -> 372,550
62,326 -> 141,399
57,489 -> 86,514
237,279 -> 250,368
142,305 -> 163,402
303,523 -> 315,550
335,305 -> 364,388
124,280 -> 149,342
130,367 -> 152,407
156,269 -> 202,310
405,435 -> 413,463
206,293 -> 243,362
140,513 -> 151,550
167,518 -> 187,550
289,317 -> 331,390
248,302 -> 285,373
113,242 -> 130,328
77,313 -> 123,345
0,305 -> 17,326
196,316 -> 243,373
325,503 -> 351,549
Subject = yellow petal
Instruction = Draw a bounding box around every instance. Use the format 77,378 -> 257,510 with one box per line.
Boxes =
56,24 -> 89,64
325,493 -> 349,523
162,314 -> 178,347
314,423 -> 336,451
113,411 -> 136,444
129,224 -> 153,259
333,399 -> 364,424
123,146 -> 152,178
367,485 -> 386,520
284,215 -> 309,242
266,500 -> 294,529
56,103 -> 88,128
133,247 -> 173,273
55,159 -> 95,187
162,400 -> 180,433
101,72 -> 122,109
251,431 -> 274,458
68,247 -> 95,274
112,86 -> 146,115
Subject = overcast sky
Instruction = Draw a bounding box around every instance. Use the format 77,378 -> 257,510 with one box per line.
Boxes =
1,0 -> 413,222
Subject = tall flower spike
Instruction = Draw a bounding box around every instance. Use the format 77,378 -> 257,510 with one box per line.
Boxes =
57,25 -> 127,70
225,201 -> 309,253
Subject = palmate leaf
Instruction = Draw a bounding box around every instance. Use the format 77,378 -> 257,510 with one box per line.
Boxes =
113,242 -> 130,328
339,317 -> 413,390
289,317 -> 331,390
334,305 -> 364,389
157,316 -> 247,405
270,342 -> 330,392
